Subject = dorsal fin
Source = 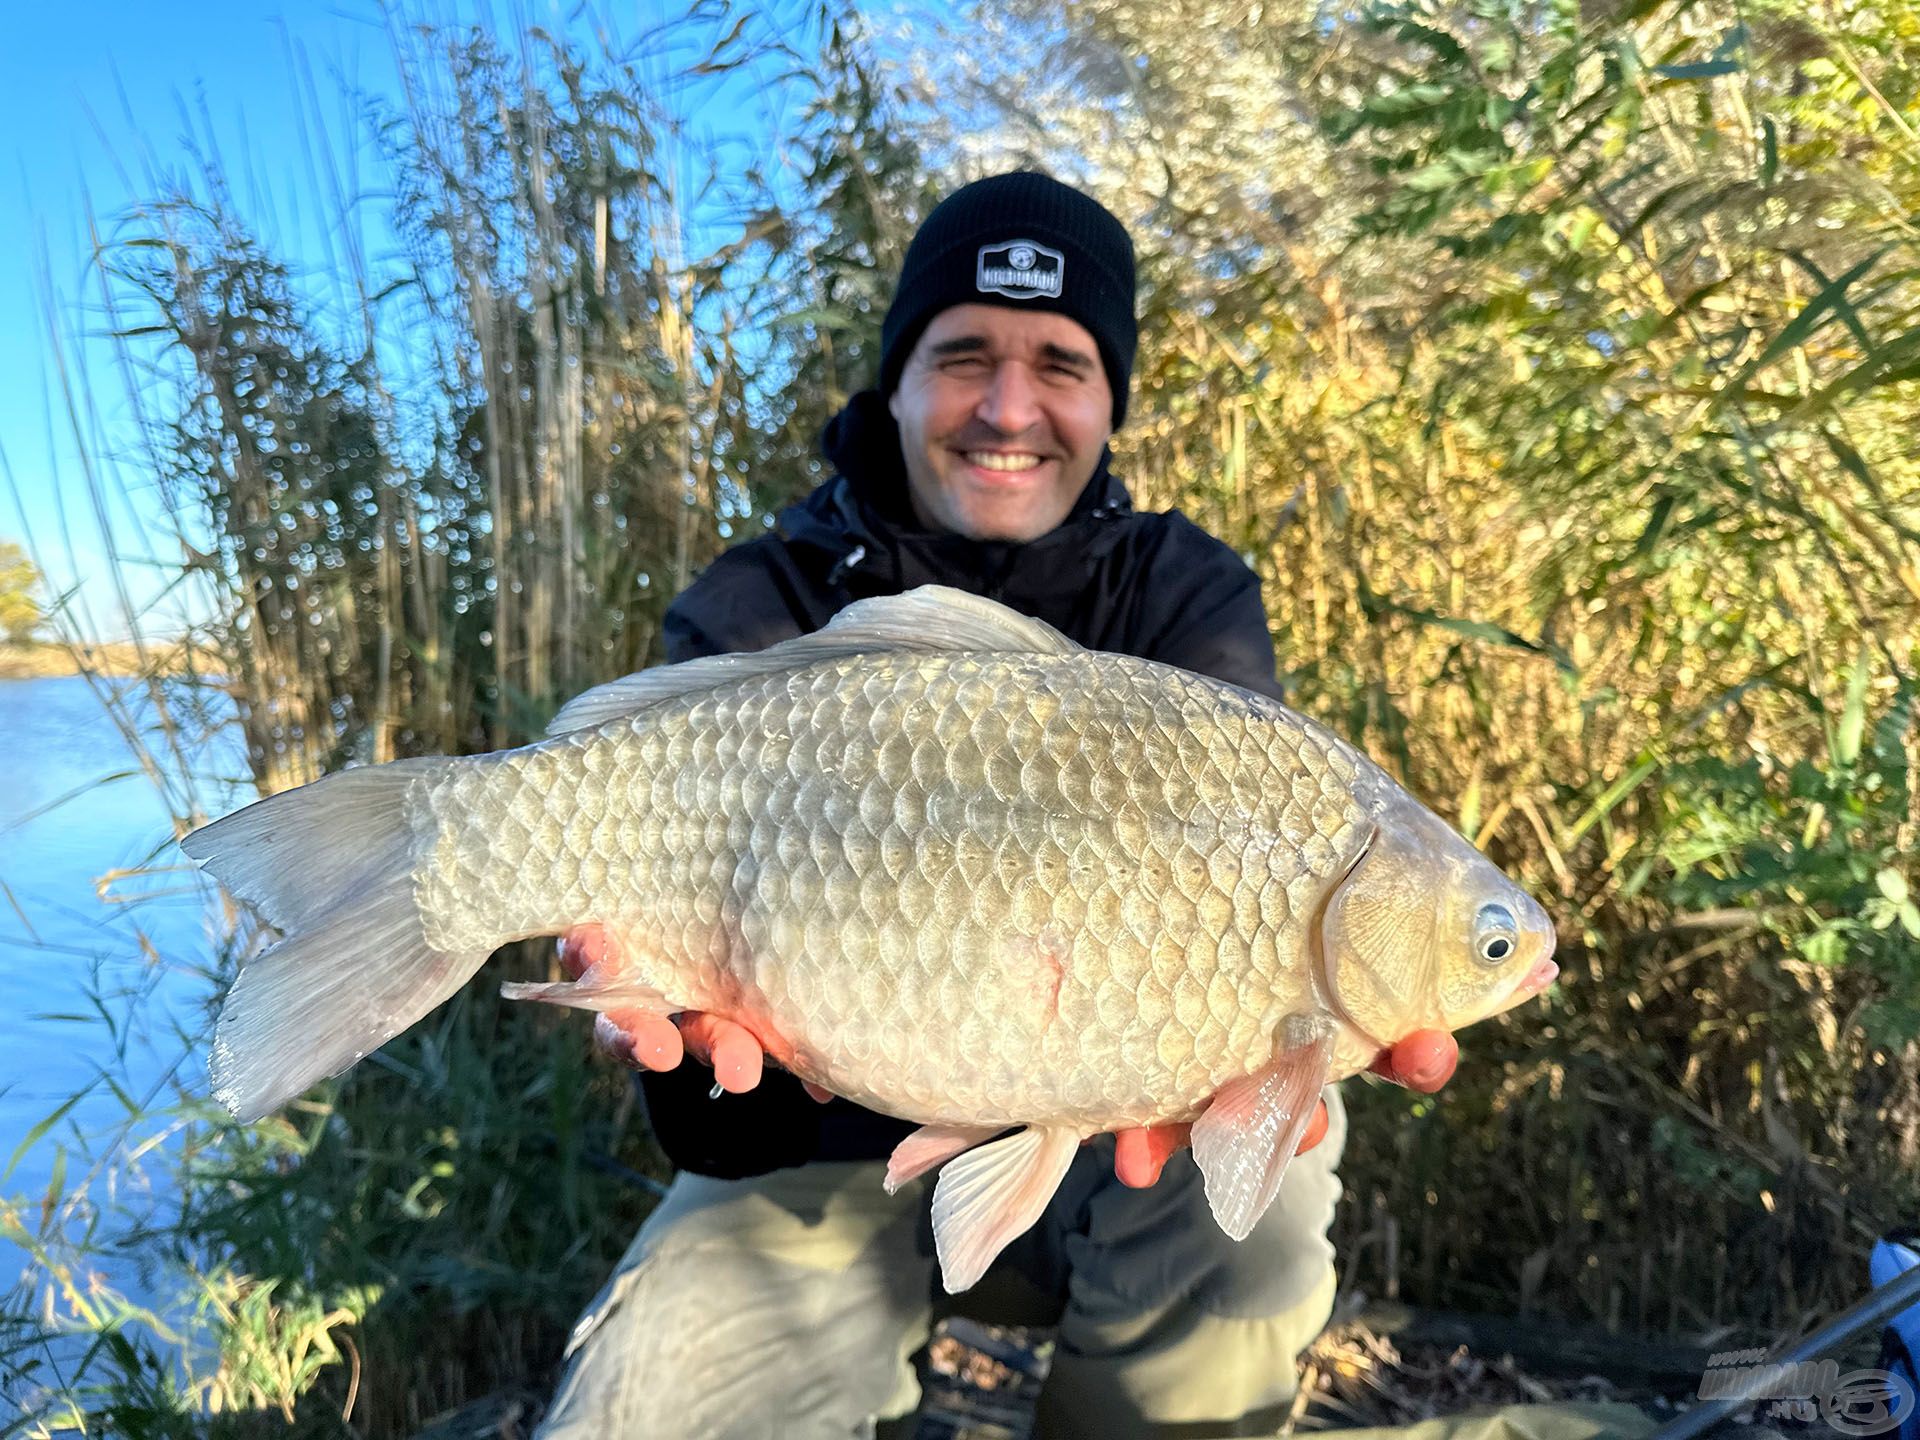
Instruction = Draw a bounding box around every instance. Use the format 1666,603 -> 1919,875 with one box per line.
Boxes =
547,584 -> 1081,736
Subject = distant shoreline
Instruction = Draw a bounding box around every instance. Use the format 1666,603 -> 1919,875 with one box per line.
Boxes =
0,642 -> 188,680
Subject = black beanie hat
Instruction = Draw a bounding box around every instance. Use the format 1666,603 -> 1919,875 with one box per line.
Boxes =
878,172 -> 1138,427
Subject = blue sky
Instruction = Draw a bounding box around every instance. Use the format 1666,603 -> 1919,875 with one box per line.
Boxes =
0,1 -> 851,639
0,0 -> 422,641
0,0 -> 412,637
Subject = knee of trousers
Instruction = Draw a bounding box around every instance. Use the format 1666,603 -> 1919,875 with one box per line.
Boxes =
1038,1086 -> 1348,1432
535,1164 -> 933,1440
1073,1083 -> 1346,1322
1038,1262 -> 1340,1436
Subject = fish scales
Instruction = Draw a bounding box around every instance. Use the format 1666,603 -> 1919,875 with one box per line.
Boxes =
415,648 -> 1372,1131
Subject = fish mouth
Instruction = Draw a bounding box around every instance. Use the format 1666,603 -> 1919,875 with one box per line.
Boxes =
1515,957 -> 1559,998
1516,913 -> 1560,998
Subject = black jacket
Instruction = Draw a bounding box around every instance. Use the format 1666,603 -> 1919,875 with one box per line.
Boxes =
639,390 -> 1284,1178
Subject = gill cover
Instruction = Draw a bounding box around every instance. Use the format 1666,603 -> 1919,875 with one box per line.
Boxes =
1320,820 -> 1445,1042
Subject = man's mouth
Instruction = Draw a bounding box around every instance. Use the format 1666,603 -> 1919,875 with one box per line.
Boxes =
959,450 -> 1046,475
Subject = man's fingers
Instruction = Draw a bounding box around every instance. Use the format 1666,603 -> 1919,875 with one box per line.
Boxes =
626,1012 -> 686,1070
591,1005 -> 766,1091
1370,1029 -> 1458,1092
695,1018 -> 765,1093
1295,1099 -> 1330,1154
1113,1128 -> 1158,1188
1114,1123 -> 1192,1189
594,1010 -> 683,1070
557,923 -> 610,979
1114,1096 -> 1329,1189
674,1012 -> 722,1065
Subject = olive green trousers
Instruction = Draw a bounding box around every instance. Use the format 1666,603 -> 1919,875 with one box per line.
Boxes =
536,1089 -> 1345,1440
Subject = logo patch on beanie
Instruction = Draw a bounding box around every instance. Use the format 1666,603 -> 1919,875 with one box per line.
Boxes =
976,239 -> 1064,300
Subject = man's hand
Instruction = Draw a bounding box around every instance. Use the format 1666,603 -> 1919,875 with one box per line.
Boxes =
558,925 -> 1460,1186
560,926 -> 826,1099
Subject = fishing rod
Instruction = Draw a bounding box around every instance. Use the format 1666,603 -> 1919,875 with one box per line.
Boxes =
1647,1263 -> 1920,1440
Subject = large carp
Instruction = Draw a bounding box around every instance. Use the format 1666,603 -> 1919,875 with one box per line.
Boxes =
184,586 -> 1557,1291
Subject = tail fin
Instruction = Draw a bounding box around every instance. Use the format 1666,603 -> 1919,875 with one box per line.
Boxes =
182,759 -> 490,1123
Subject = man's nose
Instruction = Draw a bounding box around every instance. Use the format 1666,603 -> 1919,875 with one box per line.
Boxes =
976,361 -> 1041,434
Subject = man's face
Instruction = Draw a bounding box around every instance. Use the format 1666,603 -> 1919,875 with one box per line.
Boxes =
887,304 -> 1114,543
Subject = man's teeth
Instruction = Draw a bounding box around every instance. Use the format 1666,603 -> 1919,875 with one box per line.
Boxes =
964,452 -> 1043,472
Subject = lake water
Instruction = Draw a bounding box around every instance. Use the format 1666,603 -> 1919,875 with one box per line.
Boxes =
0,674 -> 245,1321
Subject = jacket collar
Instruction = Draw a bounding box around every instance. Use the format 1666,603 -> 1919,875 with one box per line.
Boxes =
787,390 -> 1132,587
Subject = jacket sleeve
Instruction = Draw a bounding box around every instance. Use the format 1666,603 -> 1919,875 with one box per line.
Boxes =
1137,515 -> 1285,699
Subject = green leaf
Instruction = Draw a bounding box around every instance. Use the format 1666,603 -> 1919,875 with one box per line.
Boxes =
1655,59 -> 1740,80
1378,597 -> 1577,672
1388,16 -> 1471,66
1625,179 -> 1706,237
1732,250 -> 1886,391
1902,902 -> 1920,939
1836,648 -> 1871,765
5,1095 -> 81,1182
1800,928 -> 1846,966
1822,430 -> 1878,496
1632,492 -> 1676,560
103,1074 -> 140,1116
1405,159 -> 1466,192
1877,869 -> 1909,906
1569,754 -> 1660,844
41,1147 -> 66,1232
1792,323 -> 1920,417
367,277 -> 417,306
1759,115 -> 1778,186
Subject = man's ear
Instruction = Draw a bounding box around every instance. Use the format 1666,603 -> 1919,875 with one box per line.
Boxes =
887,387 -> 902,421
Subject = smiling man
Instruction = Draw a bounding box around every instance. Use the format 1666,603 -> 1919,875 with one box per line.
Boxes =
889,303 -> 1111,542
535,172 -> 1456,1440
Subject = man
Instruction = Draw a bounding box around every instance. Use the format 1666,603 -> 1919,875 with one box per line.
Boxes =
537,171 -> 1455,1439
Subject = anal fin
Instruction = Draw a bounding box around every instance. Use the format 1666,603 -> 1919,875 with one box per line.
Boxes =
930,1126 -> 1078,1294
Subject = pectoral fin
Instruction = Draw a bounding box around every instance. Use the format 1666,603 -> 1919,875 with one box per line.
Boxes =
1192,1016 -> 1336,1241
929,1126 -> 1079,1294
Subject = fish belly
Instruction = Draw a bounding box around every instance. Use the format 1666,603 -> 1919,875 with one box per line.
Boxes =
416,651 -> 1372,1132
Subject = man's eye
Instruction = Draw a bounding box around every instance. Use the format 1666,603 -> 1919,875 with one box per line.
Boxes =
942,357 -> 987,373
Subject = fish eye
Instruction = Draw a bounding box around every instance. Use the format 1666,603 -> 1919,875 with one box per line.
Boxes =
1473,903 -> 1518,966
